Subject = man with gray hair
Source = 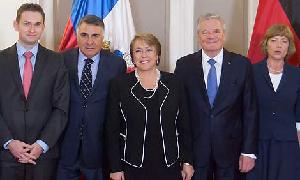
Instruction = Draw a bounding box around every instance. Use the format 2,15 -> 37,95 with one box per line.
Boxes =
57,15 -> 126,180
175,13 -> 258,180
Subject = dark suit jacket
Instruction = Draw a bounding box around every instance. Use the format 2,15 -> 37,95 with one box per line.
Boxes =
59,48 -> 126,168
0,44 -> 69,161
253,60 -> 300,141
175,49 -> 258,168
105,71 -> 193,172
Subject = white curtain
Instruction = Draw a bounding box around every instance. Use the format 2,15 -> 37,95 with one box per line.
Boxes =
247,0 -> 259,49
169,0 -> 194,72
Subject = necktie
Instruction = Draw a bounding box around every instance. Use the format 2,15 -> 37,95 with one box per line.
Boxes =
79,58 -> 94,107
23,51 -> 33,98
207,59 -> 217,107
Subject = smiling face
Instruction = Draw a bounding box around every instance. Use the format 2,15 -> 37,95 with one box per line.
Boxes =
197,18 -> 225,57
14,11 -> 45,48
132,39 -> 158,72
267,35 -> 289,61
77,22 -> 104,58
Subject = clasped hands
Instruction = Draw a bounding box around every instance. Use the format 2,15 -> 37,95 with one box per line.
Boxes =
7,140 -> 43,165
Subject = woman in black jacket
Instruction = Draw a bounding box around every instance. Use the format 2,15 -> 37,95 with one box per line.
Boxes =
106,33 -> 194,180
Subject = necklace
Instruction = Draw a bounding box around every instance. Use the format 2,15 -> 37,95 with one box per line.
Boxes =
135,69 -> 161,99
267,60 -> 283,74
267,64 -> 283,74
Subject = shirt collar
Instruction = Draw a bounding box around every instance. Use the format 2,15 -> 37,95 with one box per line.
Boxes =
78,49 -> 100,64
16,42 -> 39,58
202,48 -> 224,65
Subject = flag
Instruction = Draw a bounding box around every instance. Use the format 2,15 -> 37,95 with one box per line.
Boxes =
59,0 -> 136,69
248,0 -> 300,66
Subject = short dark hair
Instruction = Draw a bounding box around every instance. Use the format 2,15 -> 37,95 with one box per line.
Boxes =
16,3 -> 45,23
130,33 -> 162,65
78,15 -> 105,31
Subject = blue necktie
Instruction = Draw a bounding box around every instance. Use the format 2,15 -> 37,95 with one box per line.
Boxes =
79,58 -> 94,108
207,59 -> 217,107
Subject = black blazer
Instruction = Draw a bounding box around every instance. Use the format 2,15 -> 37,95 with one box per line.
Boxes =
59,48 -> 126,168
175,49 -> 258,168
253,60 -> 300,141
105,71 -> 193,172
0,44 -> 69,160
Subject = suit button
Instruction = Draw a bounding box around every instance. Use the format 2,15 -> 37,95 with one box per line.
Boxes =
210,114 -> 214,118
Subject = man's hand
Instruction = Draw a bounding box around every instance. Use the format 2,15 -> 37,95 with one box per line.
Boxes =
181,163 -> 194,180
239,155 -> 255,173
110,171 -> 125,180
18,152 -> 37,164
7,140 -> 31,159
27,143 -> 43,160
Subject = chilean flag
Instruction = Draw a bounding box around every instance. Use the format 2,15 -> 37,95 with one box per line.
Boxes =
248,0 -> 300,66
59,0 -> 136,69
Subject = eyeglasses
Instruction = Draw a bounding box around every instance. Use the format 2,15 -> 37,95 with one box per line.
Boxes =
133,48 -> 155,55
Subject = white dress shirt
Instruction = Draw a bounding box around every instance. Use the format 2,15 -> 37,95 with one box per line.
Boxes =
202,49 -> 223,88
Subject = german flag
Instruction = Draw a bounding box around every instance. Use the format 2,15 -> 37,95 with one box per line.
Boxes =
248,0 -> 300,66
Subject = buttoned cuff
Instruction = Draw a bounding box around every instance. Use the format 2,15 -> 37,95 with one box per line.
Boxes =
241,153 -> 257,159
3,139 -> 13,149
296,123 -> 300,131
36,140 -> 49,153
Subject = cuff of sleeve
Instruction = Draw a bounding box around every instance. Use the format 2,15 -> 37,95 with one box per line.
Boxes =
3,139 -> 13,149
296,122 -> 300,131
241,153 -> 257,159
36,140 -> 49,153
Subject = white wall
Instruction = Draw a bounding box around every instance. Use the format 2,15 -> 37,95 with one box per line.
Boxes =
0,1 -> 22,49
0,0 -> 260,70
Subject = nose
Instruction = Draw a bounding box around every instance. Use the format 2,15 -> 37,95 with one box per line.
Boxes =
28,24 -> 35,33
86,37 -> 93,45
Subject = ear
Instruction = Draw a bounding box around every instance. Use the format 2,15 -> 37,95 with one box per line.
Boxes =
13,20 -> 19,31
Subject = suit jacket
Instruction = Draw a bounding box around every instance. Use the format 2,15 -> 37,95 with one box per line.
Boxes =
174,49 -> 258,168
59,48 -> 126,168
0,44 -> 69,161
105,71 -> 193,172
253,60 -> 300,141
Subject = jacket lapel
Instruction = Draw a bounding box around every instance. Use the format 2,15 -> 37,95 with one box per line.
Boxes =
275,63 -> 288,93
68,49 -> 80,96
212,49 -> 233,109
89,50 -> 110,99
7,44 -> 25,99
260,60 -> 274,90
157,73 -> 170,109
193,50 -> 211,109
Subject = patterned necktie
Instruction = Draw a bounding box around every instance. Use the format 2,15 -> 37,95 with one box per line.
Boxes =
207,59 -> 217,107
79,58 -> 94,107
23,51 -> 33,98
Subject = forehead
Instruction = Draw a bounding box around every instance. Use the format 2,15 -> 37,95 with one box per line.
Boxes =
133,39 -> 152,48
199,19 -> 223,30
269,35 -> 289,40
78,22 -> 103,34
19,11 -> 43,22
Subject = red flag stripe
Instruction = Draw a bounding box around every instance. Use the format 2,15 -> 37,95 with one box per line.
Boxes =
58,17 -> 78,51
248,0 -> 300,66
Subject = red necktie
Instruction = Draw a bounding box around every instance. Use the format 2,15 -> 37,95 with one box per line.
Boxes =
23,51 -> 33,98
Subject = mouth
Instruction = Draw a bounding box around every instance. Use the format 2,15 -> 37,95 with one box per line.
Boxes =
140,60 -> 150,64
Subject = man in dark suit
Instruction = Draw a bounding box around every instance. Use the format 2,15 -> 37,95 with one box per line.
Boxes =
0,3 -> 69,180
57,15 -> 126,180
175,13 -> 258,180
